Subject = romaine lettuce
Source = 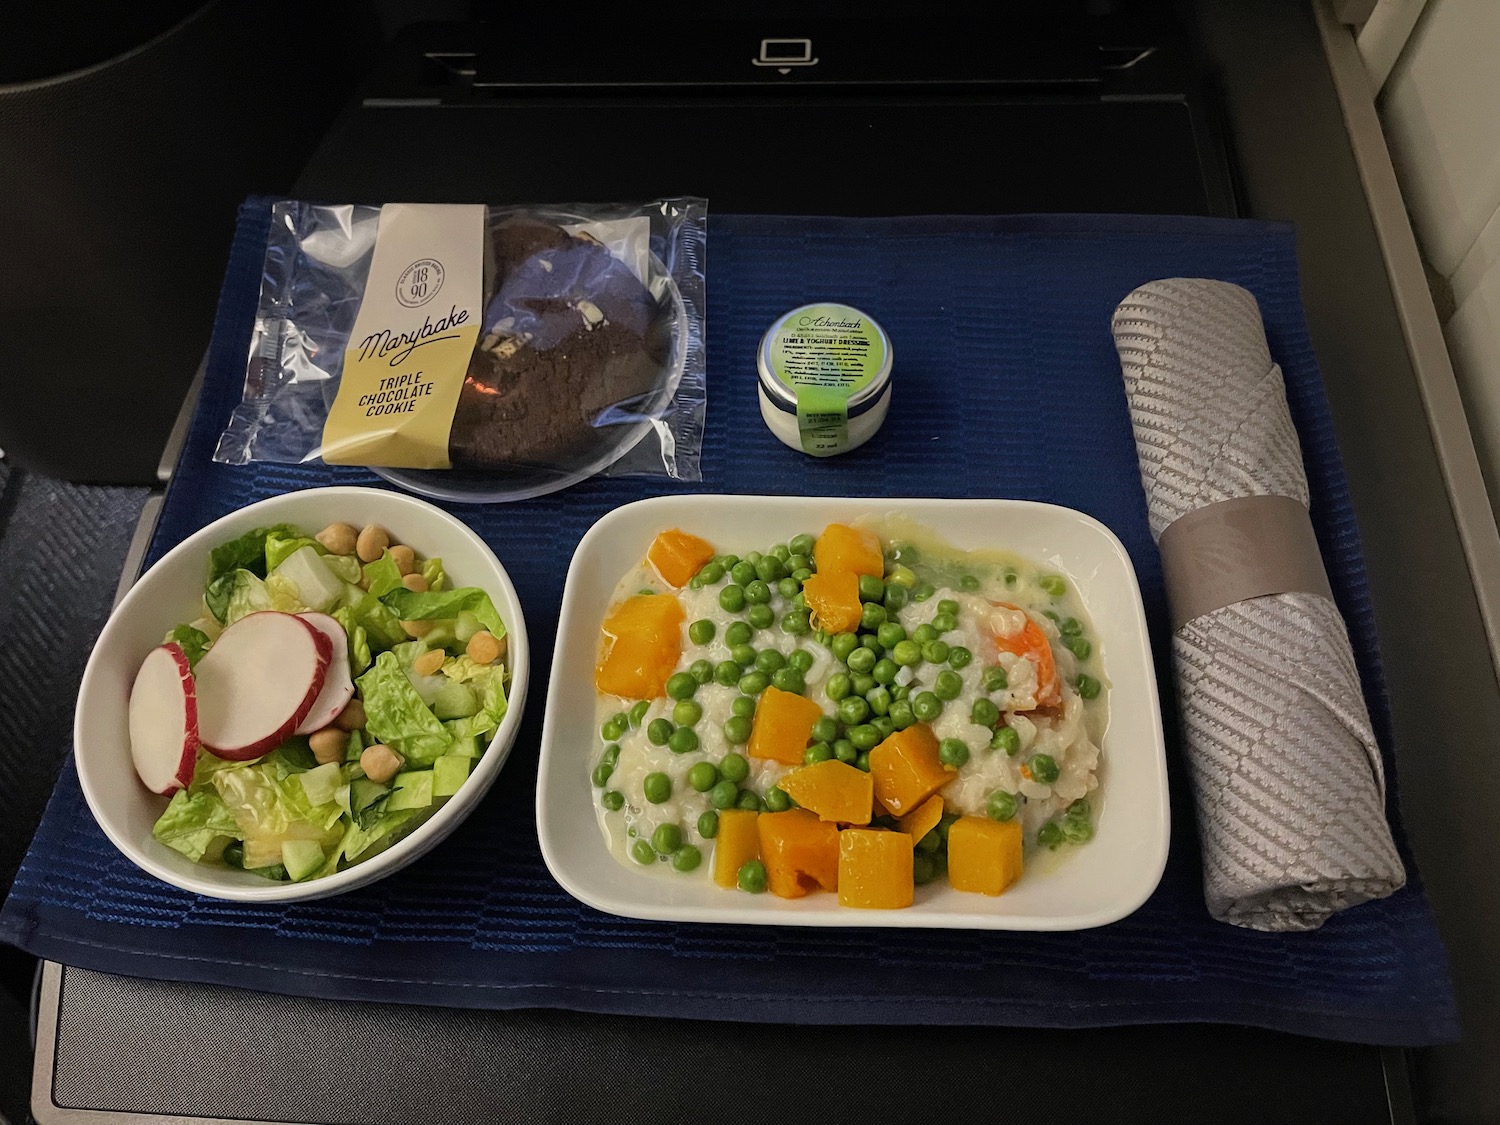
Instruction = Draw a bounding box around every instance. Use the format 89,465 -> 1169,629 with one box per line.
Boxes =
211,759 -> 343,869
264,531 -> 324,573
164,624 -> 211,668
208,569 -> 309,625
207,523 -> 302,584
152,789 -> 240,862
443,669 -> 508,742
380,586 -> 504,637
362,551 -> 404,598
330,606 -> 373,676
356,651 -> 453,766
420,556 -> 446,593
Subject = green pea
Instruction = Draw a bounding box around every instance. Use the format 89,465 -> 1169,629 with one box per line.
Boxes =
891,684 -> 911,701
789,532 -> 816,557
871,715 -> 895,738
860,602 -> 888,631
885,562 -> 917,587
912,623 -> 938,645
912,691 -> 943,722
809,715 -> 839,744
698,561 -> 724,584
847,646 -> 877,674
1061,814 -> 1094,844
870,685 -> 896,716
888,699 -> 916,730
688,762 -> 719,792
710,780 -> 739,809
858,574 -> 885,602
602,789 -> 625,812
793,568 -> 813,582
915,825 -> 943,853
755,556 -> 785,584
936,812 -> 960,842
720,752 -> 750,784
786,552 -> 810,573
698,810 -> 720,838
765,787 -> 792,813
971,698 -> 1000,728
738,670 -> 771,696
1040,575 -> 1067,597
745,579 -> 772,605
1043,610 -> 1061,625
782,610 -> 811,635
754,649 -> 786,674
714,660 -> 742,687
932,612 -> 957,633
788,649 -> 814,674
854,751 -> 872,772
719,585 -> 747,613
1066,636 -> 1092,661
938,738 -> 969,768
723,714 -> 752,745
791,592 -> 809,611
731,695 -> 757,718
933,598 -> 955,616
912,583 -> 936,603
643,772 -> 672,804
851,673 -> 876,696
748,604 -> 776,630
652,823 -> 684,855
960,574 -> 981,592
883,583 -> 908,612
825,673 -> 852,702
991,725 -> 1021,756
876,621 -> 906,649
804,741 -> 834,764
671,844 -> 702,872
592,762 -> 614,787
738,860 -> 768,893
860,633 -> 882,652
933,669 -> 963,701
1067,797 -> 1091,821
848,724 -> 881,751
736,790 -> 764,812
723,621 -> 751,647
728,643 -> 754,667
833,739 -> 858,764
647,718 -> 674,745
987,789 -> 1018,822
1060,617 -> 1083,638
830,632 -> 859,663
912,852 -> 938,885
1076,673 -> 1101,700
983,665 -> 1009,692
688,619 -> 716,645
601,744 -> 620,767
947,646 -> 973,670
1037,822 -> 1065,849
667,672 -> 697,701
601,713 -> 627,741
628,700 -> 651,727
673,700 -> 703,728
718,554 -> 741,570
891,640 -> 923,667
872,658 -> 899,685
778,576 -> 801,599
631,839 -> 657,865
772,667 -> 806,694
1028,754 -> 1060,784
921,639 -> 950,665
838,695 -> 871,726
731,561 -> 756,586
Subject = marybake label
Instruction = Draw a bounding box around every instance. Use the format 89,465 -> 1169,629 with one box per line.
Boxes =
321,203 -> 484,468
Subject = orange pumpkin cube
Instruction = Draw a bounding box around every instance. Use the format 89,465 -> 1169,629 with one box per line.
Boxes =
646,529 -> 717,589
897,794 -> 944,846
712,809 -> 762,889
813,523 -> 884,579
746,686 -> 824,765
868,725 -> 949,816
594,593 -> 685,699
802,571 -> 863,634
947,816 -> 1024,896
757,809 -> 840,898
780,759 -> 874,824
837,829 -> 914,909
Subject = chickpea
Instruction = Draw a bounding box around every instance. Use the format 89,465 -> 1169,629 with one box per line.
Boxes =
412,648 -> 445,677
355,524 -> 390,563
466,630 -> 505,665
401,619 -> 434,639
361,744 -> 404,784
308,727 -> 349,765
332,698 -> 366,731
388,544 -> 416,576
315,522 -> 358,556
401,572 -> 429,593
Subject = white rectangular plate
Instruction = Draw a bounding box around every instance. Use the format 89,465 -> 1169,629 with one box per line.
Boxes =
536,495 -> 1169,929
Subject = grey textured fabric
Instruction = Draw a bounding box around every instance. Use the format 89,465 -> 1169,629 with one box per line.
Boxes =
1112,278 -> 1405,931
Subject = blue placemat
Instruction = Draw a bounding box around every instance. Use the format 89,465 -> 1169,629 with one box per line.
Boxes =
0,202 -> 1458,1045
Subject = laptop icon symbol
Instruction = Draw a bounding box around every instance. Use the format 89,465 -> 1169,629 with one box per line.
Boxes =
752,38 -> 819,71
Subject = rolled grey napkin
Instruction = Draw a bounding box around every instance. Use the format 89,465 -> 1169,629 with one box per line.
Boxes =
1112,277 -> 1405,931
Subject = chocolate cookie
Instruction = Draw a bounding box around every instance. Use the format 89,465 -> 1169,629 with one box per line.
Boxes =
449,215 -> 672,471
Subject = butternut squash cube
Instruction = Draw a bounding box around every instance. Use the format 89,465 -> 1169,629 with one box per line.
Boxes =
837,829 -> 914,909
746,686 -> 824,765
712,809 -> 761,889
594,593 -> 685,699
647,529 -> 717,589
868,725 -> 949,816
802,570 -> 863,634
757,809 -> 840,898
813,523 -> 884,579
947,815 -> 1024,896
897,794 -> 944,846
780,759 -> 874,824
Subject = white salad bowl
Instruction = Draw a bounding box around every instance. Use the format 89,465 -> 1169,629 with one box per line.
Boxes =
536,494 -> 1168,930
75,485 -> 529,902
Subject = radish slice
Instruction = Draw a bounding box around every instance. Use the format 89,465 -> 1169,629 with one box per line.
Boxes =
197,612 -> 331,761
294,612 -> 355,734
128,642 -> 200,794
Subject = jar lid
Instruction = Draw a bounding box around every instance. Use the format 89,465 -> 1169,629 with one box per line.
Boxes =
756,303 -> 892,419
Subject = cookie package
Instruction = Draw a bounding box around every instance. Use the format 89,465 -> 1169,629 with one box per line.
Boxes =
215,198 -> 707,501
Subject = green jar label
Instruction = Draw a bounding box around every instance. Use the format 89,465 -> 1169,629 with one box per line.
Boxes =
768,304 -> 886,455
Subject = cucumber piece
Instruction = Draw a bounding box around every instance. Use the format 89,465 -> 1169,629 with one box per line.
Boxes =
281,840 -> 324,882
432,680 -> 480,721
433,754 -> 471,797
386,770 -> 434,811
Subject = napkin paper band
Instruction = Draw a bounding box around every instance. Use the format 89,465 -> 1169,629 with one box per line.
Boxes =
1158,494 -> 1333,631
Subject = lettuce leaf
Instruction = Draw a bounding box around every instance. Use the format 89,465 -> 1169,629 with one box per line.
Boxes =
356,651 -> 452,766
443,669 -> 508,742
211,760 -> 343,869
207,523 -> 303,584
265,531 -> 324,573
421,556 -> 446,593
209,569 -> 310,625
152,789 -> 240,862
164,624 -> 211,668
330,606 -> 373,676
381,586 -> 505,637
362,551 -> 404,598
322,554 -> 362,584
340,586 -> 407,651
